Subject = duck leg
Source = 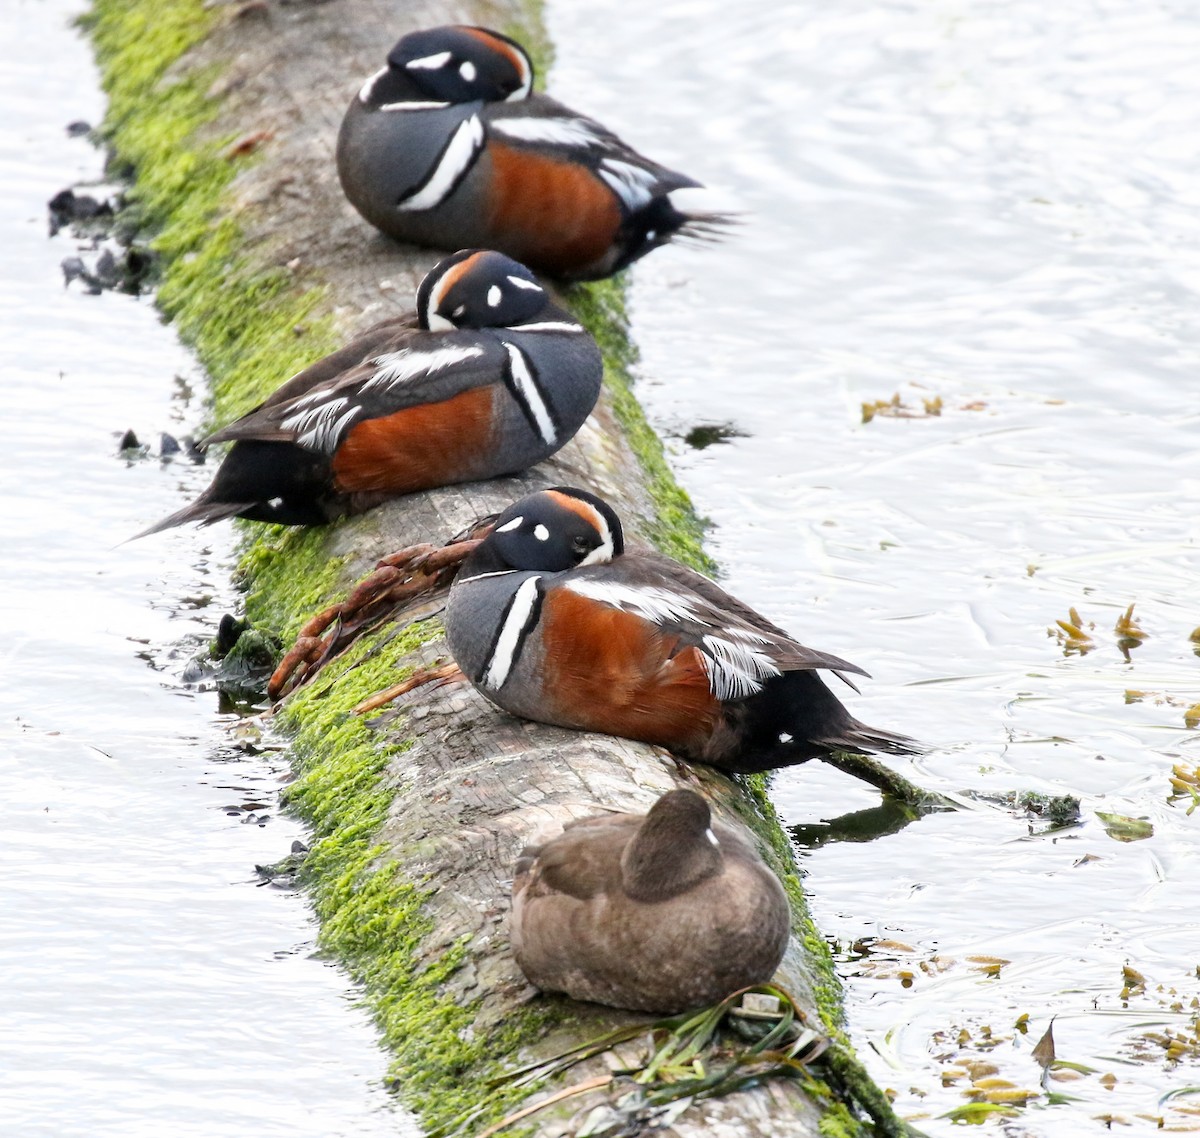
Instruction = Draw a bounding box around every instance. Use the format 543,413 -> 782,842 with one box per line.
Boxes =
267,530 -> 488,699
353,661 -> 466,715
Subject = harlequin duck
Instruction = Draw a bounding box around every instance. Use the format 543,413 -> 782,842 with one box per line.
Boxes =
336,26 -> 726,281
511,789 -> 790,1014
135,252 -> 602,535
444,488 -> 918,772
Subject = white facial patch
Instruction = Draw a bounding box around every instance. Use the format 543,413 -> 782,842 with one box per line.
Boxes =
778,732 -> 793,743
495,515 -> 524,533
706,828 -> 719,848
398,115 -> 485,213
481,575 -> 542,691
574,507 -> 615,567
459,61 -> 477,82
507,275 -> 543,292
533,524 -> 550,541
503,46 -> 534,100
502,342 -> 556,446
487,285 -> 502,307
491,116 -> 606,149
405,51 -> 453,71
361,345 -> 485,393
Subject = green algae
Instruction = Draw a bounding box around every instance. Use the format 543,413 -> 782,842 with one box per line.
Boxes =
740,774 -> 922,1137
276,623 -> 560,1132
87,0 -> 340,427
235,524 -> 349,644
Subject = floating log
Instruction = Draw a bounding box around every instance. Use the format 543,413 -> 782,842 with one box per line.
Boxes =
87,0 -> 921,1133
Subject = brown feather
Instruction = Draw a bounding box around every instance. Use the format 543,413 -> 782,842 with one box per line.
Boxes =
537,590 -> 721,750
487,144 -> 621,273
330,385 -> 498,493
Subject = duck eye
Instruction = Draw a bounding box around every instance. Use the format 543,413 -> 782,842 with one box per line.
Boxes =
571,535 -> 592,554
451,304 -> 466,318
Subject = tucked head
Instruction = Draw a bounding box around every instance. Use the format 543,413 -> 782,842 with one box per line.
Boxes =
621,790 -> 723,903
416,250 -> 550,331
484,487 -> 624,572
385,26 -> 533,104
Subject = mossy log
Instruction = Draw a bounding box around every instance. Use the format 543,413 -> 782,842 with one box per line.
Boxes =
86,0 -> 920,1134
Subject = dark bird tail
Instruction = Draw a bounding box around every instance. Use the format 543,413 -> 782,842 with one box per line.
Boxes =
816,719 -> 922,759
675,209 -> 740,245
129,496 -> 251,540
715,670 -> 921,773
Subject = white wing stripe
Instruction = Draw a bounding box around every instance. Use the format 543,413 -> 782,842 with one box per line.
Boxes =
491,117 -> 607,148
508,320 -> 585,333
561,579 -> 782,699
280,397 -> 361,454
299,406 -> 361,452
398,115 -> 484,212
699,635 -> 781,701
598,159 -> 659,209
379,100 -> 452,112
562,579 -> 707,626
481,576 -> 542,691
362,345 -> 485,393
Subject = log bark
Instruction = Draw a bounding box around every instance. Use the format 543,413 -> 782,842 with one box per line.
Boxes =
87,0 -> 920,1134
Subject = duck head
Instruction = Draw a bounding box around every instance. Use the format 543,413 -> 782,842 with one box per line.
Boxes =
416,250 -> 556,331
621,790 -> 724,903
470,487 -> 624,574
363,26 -> 534,108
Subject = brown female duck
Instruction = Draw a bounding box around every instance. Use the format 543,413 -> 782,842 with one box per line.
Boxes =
511,789 -> 790,1014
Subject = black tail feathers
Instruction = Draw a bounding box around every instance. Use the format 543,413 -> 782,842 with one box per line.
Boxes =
129,497 -> 251,541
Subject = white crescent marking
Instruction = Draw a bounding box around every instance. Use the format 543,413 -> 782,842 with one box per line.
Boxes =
503,342 -> 556,446
398,115 -> 485,212
482,576 -> 542,691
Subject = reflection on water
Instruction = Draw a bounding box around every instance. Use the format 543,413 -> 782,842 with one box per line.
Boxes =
0,2 -> 412,1134
547,0 -> 1199,1130
789,795 -> 930,849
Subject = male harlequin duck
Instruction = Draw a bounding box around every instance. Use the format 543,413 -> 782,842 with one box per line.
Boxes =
444,488 -> 918,772
337,26 -> 726,281
511,789 -> 790,1014
135,251 -> 602,535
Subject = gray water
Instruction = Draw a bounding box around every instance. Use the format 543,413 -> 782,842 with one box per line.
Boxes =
0,2 -> 416,1134
546,1 -> 1199,1132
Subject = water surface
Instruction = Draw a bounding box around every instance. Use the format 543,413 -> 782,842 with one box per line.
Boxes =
546,0 -> 1200,1130
0,2 -> 415,1133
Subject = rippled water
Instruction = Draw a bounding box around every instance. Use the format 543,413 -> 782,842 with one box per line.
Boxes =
547,0 -> 1199,1131
0,2 -> 413,1133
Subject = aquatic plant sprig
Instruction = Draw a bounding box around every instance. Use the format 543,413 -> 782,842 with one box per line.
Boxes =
429,983 -> 828,1138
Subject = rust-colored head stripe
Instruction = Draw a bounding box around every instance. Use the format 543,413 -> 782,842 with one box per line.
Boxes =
544,489 -> 605,534
462,26 -> 530,86
429,250 -> 485,314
